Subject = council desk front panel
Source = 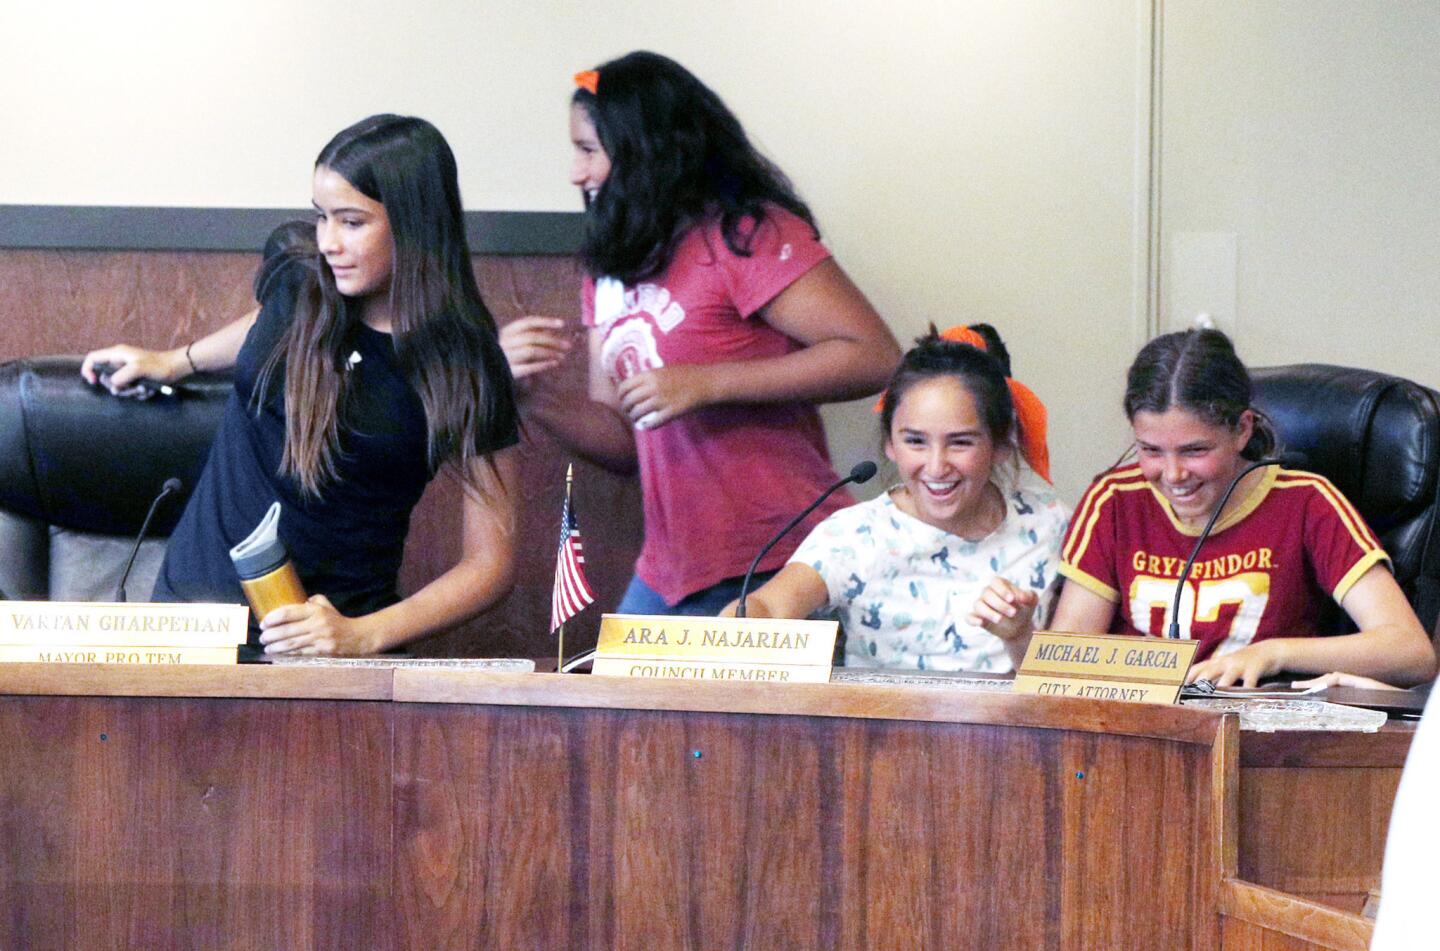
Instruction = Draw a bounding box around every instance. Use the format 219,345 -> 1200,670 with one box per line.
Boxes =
0,666 -> 1404,950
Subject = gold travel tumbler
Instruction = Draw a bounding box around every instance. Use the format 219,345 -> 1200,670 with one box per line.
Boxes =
235,555 -> 307,622
230,502 -> 307,622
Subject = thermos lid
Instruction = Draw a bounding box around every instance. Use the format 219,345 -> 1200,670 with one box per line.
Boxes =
229,502 -> 290,579
231,536 -> 289,580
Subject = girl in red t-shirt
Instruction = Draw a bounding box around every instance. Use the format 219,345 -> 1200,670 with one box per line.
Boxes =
501,51 -> 901,615
977,329 -> 1435,687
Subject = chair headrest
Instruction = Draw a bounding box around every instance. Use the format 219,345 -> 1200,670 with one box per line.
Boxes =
1251,364 -> 1439,534
0,356 -> 231,536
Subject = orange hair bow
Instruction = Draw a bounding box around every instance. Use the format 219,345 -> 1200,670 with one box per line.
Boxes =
938,326 -> 988,350
876,325 -> 1052,483
574,70 -> 599,95
1006,377 -> 1050,483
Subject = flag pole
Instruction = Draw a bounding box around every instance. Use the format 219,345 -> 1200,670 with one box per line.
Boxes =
558,463 -> 573,673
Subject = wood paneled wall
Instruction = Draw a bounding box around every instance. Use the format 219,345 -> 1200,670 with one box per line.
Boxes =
0,248 -> 642,659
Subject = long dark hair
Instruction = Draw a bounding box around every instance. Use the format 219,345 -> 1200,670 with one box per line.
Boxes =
256,114 -> 516,497
573,50 -> 817,285
1123,328 -> 1276,460
880,325 -> 1016,453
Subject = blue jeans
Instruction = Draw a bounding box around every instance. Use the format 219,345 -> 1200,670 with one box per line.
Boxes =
616,570 -> 778,617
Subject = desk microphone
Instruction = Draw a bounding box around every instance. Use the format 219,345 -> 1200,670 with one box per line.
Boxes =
114,478 -> 183,603
1166,452 -> 1306,639
734,460 -> 878,618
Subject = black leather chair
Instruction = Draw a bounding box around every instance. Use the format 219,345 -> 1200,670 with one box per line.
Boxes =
1252,364 -> 1440,638
0,357 -> 231,602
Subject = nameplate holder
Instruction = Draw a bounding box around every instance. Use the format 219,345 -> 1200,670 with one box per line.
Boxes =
1013,632 -> 1199,705
0,601 -> 249,664
592,613 -> 837,684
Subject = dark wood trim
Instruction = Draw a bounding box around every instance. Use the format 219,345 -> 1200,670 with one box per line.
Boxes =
0,205 -> 581,255
0,663 -> 394,700
1220,879 -> 1374,951
1240,722 -> 1414,767
0,664 -> 1227,744
391,668 -> 1230,743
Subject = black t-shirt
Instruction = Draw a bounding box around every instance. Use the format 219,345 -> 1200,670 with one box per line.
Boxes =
154,292 -> 516,637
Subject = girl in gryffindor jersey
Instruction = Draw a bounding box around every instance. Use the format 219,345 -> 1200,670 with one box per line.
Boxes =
987,329 -> 1435,688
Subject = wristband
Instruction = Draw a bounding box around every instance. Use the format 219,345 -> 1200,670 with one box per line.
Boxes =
184,342 -> 198,376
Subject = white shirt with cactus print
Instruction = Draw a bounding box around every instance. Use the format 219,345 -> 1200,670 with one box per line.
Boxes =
791,468 -> 1070,672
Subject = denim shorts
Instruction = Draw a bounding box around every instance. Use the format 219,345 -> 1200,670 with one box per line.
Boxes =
616,570 -> 779,617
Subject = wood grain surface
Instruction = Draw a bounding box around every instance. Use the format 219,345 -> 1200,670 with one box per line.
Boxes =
1239,766 -> 1402,902
392,701 -> 1226,950
1233,722 -> 1411,912
1234,724 -> 1409,909
1240,724 -> 1415,768
1220,880 -> 1374,951
392,669 -> 1230,744
0,694 -> 394,951
0,662 -> 393,700
0,666 -> 1409,949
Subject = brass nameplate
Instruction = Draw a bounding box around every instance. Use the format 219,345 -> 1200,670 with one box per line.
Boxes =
0,601 -> 250,651
1013,632 -> 1199,705
592,613 -> 837,684
0,645 -> 239,665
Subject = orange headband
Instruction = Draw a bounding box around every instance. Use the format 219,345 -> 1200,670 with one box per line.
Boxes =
876,325 -> 1052,483
574,70 -> 599,95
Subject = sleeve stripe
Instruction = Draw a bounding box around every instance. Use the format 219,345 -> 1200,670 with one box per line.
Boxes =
1062,468 -> 1150,565
1318,479 -> 1384,549
1333,549 -> 1390,604
1064,465 -> 1143,554
1274,473 -> 1384,552
1057,563 -> 1121,603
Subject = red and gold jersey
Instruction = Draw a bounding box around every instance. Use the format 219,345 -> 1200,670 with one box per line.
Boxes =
1059,464 -> 1389,661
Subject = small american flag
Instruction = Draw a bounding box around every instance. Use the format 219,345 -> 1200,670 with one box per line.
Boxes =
551,491 -> 596,632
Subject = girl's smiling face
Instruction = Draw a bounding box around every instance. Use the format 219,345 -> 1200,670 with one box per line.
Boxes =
885,376 -> 1007,536
569,104 -> 611,204
1131,406 -> 1253,526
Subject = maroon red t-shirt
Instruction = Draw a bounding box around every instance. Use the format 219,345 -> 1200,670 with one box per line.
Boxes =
1059,464 -> 1388,661
582,207 -> 850,605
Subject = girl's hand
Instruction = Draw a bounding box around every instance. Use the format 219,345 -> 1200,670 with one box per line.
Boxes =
81,345 -> 184,397
258,594 -> 379,656
1290,671 -> 1403,691
614,365 -> 719,429
967,577 -> 1039,642
499,316 -> 573,383
1186,639 -> 1288,688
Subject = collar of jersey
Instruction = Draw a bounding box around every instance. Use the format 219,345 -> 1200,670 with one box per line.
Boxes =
1146,463 -> 1278,537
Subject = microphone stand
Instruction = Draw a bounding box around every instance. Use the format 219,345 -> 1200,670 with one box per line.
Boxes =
114,478 -> 182,602
1166,455 -> 1298,639
735,461 -> 877,619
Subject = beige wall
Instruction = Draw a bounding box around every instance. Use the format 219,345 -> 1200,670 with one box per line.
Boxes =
1159,1 -> 1440,390
2,1 -> 1182,502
